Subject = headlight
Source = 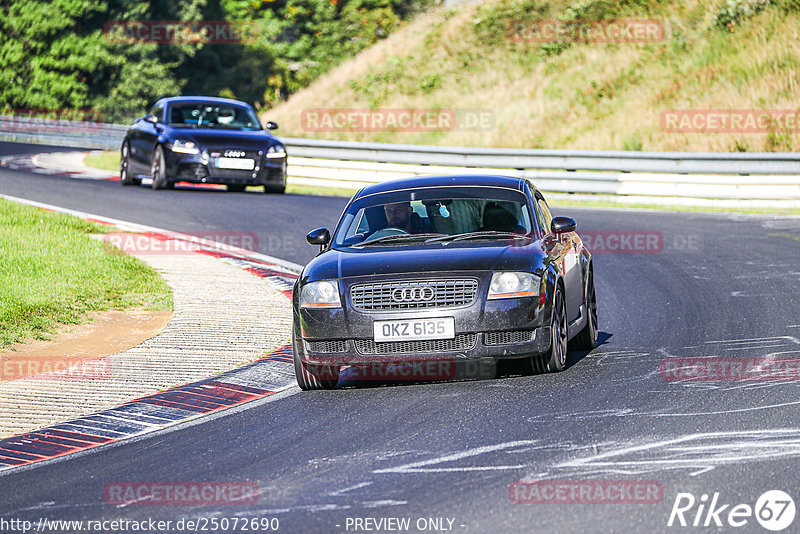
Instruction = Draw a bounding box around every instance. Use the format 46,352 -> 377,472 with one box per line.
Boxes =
300,280 -> 341,308
169,139 -> 199,155
266,144 -> 286,159
487,272 -> 540,299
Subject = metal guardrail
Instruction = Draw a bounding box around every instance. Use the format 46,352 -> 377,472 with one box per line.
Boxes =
282,137 -> 800,175
1,116 -> 799,206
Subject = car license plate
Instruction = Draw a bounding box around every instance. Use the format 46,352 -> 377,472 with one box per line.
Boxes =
373,317 -> 455,342
216,157 -> 255,170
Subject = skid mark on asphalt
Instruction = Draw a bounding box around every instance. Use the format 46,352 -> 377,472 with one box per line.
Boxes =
547,429 -> 800,478
368,429 -> 800,481
373,441 -> 538,474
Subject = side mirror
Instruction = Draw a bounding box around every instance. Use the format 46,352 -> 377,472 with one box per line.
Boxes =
144,113 -> 158,124
551,216 -> 576,234
265,121 -> 278,130
307,227 -> 330,251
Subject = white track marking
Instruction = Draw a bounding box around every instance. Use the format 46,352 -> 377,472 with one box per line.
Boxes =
373,440 -> 537,474
328,482 -> 373,496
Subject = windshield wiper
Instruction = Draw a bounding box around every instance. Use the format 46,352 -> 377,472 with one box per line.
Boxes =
425,231 -> 531,243
354,233 -> 445,247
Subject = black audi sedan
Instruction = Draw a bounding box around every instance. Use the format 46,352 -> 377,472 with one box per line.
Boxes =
292,175 -> 598,389
119,96 -> 287,193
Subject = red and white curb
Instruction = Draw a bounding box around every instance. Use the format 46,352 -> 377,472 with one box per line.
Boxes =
0,194 -> 301,473
0,151 -> 119,181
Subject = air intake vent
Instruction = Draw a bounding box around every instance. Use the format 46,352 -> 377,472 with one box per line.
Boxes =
354,334 -> 477,355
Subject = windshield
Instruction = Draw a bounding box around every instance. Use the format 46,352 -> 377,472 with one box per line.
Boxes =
167,103 -> 262,130
334,187 -> 533,247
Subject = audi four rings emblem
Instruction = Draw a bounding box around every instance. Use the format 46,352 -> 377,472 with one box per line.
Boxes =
392,286 -> 435,302
224,150 -> 246,157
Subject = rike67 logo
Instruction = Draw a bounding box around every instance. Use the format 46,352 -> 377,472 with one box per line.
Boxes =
668,490 -> 795,531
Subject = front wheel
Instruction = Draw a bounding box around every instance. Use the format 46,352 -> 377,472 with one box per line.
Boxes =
293,331 -> 339,390
150,146 -> 172,190
570,268 -> 598,350
264,183 -> 285,194
533,286 -> 568,373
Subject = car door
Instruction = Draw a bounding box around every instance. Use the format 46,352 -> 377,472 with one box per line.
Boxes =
129,103 -> 164,175
534,195 -> 583,324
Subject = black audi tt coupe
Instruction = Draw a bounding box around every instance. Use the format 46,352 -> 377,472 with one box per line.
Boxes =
119,96 -> 287,193
292,175 -> 598,389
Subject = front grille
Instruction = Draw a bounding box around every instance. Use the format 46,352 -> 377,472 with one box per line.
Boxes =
354,334 -> 477,355
207,148 -> 261,160
306,340 -> 348,353
350,279 -> 478,311
208,148 -> 261,179
484,330 -> 535,345
208,168 -> 256,179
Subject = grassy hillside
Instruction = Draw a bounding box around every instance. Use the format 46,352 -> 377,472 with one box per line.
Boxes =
265,0 -> 800,151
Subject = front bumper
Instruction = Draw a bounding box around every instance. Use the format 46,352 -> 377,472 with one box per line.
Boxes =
166,150 -> 286,187
297,327 -> 551,366
294,271 -> 551,366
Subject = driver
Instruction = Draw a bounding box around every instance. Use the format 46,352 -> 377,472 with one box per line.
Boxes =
383,201 -> 414,233
217,107 -> 235,126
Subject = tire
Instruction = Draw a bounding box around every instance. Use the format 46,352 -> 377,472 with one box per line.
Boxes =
119,142 -> 140,186
150,146 -> 171,190
293,331 -> 339,390
570,268 -> 598,351
264,183 -> 286,194
533,285 -> 568,373
228,184 -> 246,193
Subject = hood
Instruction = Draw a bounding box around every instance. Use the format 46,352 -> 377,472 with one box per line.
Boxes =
301,241 -> 545,282
166,128 -> 279,149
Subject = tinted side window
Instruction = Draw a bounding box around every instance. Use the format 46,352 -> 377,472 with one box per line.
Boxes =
537,198 -> 553,233
149,104 -> 164,122
531,198 -> 546,236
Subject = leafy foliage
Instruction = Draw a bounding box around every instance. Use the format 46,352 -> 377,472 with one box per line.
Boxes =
0,0 -> 431,122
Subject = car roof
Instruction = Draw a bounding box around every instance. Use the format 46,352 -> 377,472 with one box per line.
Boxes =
157,96 -> 254,108
354,175 -> 528,200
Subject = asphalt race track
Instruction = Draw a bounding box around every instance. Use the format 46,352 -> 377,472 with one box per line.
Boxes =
1,140 -> 800,533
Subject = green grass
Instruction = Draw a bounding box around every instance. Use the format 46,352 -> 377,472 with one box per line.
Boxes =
84,151 -> 119,173
266,0 -> 800,152
0,199 -> 173,348
286,183 -> 360,197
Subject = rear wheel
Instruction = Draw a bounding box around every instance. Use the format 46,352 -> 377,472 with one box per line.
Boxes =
533,286 -> 568,373
119,142 -> 140,186
150,146 -> 172,190
571,268 -> 598,350
227,184 -> 246,193
293,331 -> 339,390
